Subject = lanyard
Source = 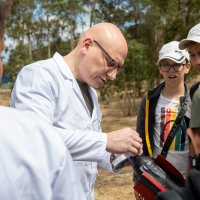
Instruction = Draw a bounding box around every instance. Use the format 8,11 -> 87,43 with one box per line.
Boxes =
160,92 -> 190,158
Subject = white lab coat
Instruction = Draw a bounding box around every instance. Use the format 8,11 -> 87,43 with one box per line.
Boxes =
11,52 -> 113,200
0,106 -> 84,200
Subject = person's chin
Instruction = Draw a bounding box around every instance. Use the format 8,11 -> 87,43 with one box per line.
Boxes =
93,81 -> 105,89
93,84 -> 102,89
93,78 -> 105,88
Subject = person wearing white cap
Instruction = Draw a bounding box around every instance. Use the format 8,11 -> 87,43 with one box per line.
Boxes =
134,41 -> 191,200
179,23 -> 200,99
136,40 -> 191,178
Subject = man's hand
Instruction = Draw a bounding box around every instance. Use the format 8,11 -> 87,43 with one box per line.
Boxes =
106,127 -> 143,156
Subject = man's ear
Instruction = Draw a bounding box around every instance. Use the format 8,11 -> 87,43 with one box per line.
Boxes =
81,38 -> 93,53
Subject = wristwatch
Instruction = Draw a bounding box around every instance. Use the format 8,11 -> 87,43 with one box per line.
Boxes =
189,155 -> 197,168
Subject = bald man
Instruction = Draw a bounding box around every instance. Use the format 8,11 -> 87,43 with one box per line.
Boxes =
11,22 -> 142,199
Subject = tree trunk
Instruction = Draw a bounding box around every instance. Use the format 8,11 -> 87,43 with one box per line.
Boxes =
180,0 -> 191,26
27,32 -> 32,62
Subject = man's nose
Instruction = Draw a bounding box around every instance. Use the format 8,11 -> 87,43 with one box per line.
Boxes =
106,68 -> 117,80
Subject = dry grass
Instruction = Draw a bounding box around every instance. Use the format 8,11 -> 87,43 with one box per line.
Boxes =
0,89 -> 11,106
95,98 -> 137,200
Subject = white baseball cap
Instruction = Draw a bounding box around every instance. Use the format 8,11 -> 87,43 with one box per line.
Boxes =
157,41 -> 190,65
179,23 -> 200,50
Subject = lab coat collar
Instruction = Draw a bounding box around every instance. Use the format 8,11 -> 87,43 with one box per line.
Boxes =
53,52 -> 74,80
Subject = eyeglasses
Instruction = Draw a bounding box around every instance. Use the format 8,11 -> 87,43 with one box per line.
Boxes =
93,40 -> 122,71
159,63 -> 186,72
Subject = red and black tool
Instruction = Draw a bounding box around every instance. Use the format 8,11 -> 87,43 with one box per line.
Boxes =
131,155 -> 185,199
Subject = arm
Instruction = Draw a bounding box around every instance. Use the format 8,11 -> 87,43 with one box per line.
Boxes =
58,127 -> 142,162
57,128 -> 107,162
96,128 -> 143,172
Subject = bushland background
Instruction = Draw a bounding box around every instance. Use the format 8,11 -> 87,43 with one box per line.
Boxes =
2,0 -> 200,97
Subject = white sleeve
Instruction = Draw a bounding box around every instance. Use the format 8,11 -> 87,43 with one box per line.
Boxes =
57,128 -> 109,162
58,128 -> 114,172
10,64 -> 56,124
97,151 -> 113,172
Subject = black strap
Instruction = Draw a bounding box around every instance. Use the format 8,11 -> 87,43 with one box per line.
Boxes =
190,82 -> 200,99
161,92 -> 190,158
